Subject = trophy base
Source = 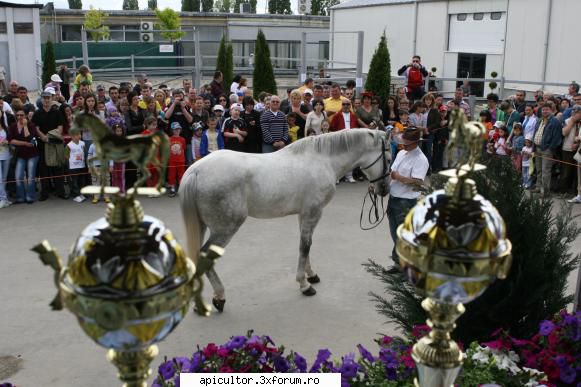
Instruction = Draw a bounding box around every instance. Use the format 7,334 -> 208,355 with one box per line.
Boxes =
107,345 -> 159,387
81,186 -> 167,197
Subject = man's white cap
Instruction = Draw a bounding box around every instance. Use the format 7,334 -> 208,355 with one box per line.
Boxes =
230,103 -> 243,111
493,120 -> 506,129
212,104 -> 225,112
50,74 -> 63,83
43,86 -> 56,95
303,88 -> 313,96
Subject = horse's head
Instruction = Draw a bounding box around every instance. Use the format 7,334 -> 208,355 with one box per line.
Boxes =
360,130 -> 391,197
73,113 -> 110,140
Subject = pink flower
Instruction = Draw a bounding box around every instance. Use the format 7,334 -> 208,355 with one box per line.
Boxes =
382,336 -> 393,345
217,348 -> 230,358
202,343 -> 218,358
411,325 -> 431,339
219,365 -> 234,373
401,354 -> 415,368
481,339 -> 510,350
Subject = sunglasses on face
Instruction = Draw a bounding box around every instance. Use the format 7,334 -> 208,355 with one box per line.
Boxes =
16,113 -> 25,117
219,99 -> 226,102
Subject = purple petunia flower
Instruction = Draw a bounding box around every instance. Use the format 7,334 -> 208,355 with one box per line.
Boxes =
555,355 -> 568,368
379,348 -> 398,369
539,320 -> 556,336
339,360 -> 359,379
225,335 -> 247,350
189,352 -> 204,372
158,360 -> 176,381
386,367 -> 398,380
310,349 -> 332,372
294,353 -> 307,372
174,356 -> 191,372
274,356 -> 290,372
559,366 -> 576,384
357,344 -> 375,363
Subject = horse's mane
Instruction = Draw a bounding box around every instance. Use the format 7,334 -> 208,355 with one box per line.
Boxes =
286,129 -> 381,155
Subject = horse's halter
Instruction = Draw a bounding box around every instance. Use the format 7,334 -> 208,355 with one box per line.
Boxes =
360,138 -> 390,184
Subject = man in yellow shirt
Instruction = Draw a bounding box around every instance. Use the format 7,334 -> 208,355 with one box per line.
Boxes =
297,78 -> 314,95
324,83 -> 349,121
138,82 -> 161,112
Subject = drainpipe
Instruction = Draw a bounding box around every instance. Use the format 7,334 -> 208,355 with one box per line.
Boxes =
412,0 -> 418,55
540,0 -> 553,91
499,0 -> 509,98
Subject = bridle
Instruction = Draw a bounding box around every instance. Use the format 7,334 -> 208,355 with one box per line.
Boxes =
359,137 -> 391,230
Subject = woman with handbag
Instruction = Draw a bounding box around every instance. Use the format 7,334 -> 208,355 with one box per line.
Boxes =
8,108 -> 40,204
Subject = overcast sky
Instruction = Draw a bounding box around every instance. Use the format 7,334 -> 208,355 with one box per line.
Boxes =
10,0 -> 300,14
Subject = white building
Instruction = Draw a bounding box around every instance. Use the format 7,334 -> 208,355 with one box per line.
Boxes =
0,1 -> 43,90
330,0 -> 581,97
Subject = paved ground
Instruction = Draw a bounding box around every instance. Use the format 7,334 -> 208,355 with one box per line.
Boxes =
0,183 -> 579,386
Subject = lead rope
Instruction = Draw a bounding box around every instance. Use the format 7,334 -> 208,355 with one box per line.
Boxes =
359,190 -> 387,231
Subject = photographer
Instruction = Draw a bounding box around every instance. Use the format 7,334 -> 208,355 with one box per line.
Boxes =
165,89 -> 194,165
397,55 -> 429,102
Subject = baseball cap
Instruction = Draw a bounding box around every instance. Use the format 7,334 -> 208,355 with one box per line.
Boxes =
493,121 -> 506,129
97,84 -> 105,91
41,87 -> 56,97
303,88 -> 313,96
170,122 -> 182,130
50,74 -> 63,83
212,104 -> 224,112
525,134 -> 533,141
230,103 -> 243,111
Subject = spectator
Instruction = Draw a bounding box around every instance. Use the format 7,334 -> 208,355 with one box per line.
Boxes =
305,98 -> 326,136
16,87 -> 36,117
562,93 -> 581,121
507,123 -> 525,171
322,84 -> 330,99
288,90 -> 309,140
182,79 -> 192,94
355,92 -> 382,130
486,93 -> 504,125
447,88 -> 471,119
230,74 -> 242,95
168,122 -> 186,197
513,90 -> 527,114
200,116 -> 224,157
110,123 -> 125,193
165,89 -> 194,165
58,64 -> 72,102
222,103 -> 247,152
3,81 -> 18,104
532,103 -> 563,197
329,99 -> 357,132
210,71 -> 224,101
313,84 -> 324,101
260,96 -> 288,153
105,86 -> 120,112
432,105 -> 449,173
186,88 -> 198,109
560,106 -> 581,194
8,108 -> 40,204
383,96 -> 399,127
500,100 -> 521,134
344,88 -> 354,101
0,110 -> 10,208
280,88 -> 293,114
479,109 -> 493,143
521,136 -> 534,189
522,104 -> 538,139
353,97 -> 362,110
73,65 -> 92,92
241,96 -> 261,153
302,89 -> 314,112
298,77 -> 314,95
65,127 -> 86,203
212,104 -> 225,131
564,82 -> 580,102
397,55 -> 429,101
287,112 -> 300,143
324,83 -> 349,121
87,139 -> 111,203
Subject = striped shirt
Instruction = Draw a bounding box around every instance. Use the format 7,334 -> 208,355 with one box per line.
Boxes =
260,109 -> 289,144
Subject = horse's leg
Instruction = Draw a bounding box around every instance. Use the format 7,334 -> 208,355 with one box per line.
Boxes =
305,256 -> 320,284
200,219 -> 245,312
297,208 -> 323,296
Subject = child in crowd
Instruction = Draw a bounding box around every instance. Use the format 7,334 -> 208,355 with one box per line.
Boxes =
321,121 -> 330,134
479,110 -> 493,143
97,101 -> 107,121
200,116 -> 224,157
392,109 -> 410,157
493,126 -> 509,157
521,135 -> 534,189
222,103 -> 247,151
87,142 -> 111,204
212,105 -> 225,131
287,112 -> 300,143
307,128 -> 317,137
141,116 -> 161,188
168,122 -> 186,197
65,127 -> 87,203
508,123 -> 524,172
110,124 -> 126,193
192,123 -> 203,162
487,121 -> 505,153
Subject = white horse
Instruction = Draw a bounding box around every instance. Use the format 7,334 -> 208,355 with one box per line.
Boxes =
179,129 -> 391,311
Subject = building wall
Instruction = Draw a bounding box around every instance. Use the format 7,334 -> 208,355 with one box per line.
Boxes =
0,6 -> 42,90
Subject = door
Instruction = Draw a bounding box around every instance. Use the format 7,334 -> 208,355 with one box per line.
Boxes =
457,53 -> 486,97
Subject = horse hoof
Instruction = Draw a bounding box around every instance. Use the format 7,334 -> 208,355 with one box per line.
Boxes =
307,274 -> 320,284
302,286 -> 317,296
212,297 -> 226,312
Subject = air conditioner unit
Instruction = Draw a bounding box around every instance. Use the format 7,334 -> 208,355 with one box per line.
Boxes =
298,0 -> 311,14
240,3 -> 251,13
140,21 -> 154,42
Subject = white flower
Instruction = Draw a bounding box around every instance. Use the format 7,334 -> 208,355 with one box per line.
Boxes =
471,346 -> 491,364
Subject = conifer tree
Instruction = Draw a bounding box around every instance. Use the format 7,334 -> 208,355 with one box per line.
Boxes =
192,0 -> 201,11
278,0 -> 292,14
220,0 -> 231,12
216,35 -> 233,88
233,0 -> 241,12
249,0 -> 257,13
68,0 -> 82,9
182,0 -> 195,11
268,0 -> 276,14
364,32 -> 390,103
364,157 -> 580,344
122,0 -> 138,10
42,40 -> 57,88
202,0 -> 213,11
148,0 -> 157,10
253,30 -> 277,99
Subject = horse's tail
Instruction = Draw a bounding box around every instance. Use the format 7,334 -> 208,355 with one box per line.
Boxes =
179,169 -> 204,268
156,132 -> 170,191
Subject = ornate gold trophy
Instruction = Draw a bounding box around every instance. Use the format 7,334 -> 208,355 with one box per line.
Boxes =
396,110 -> 513,386
33,114 -> 221,387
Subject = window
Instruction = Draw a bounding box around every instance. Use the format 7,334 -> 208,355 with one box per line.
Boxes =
473,13 -> 484,20
14,23 -> 33,34
62,25 -> 82,41
125,25 -> 140,41
0,23 -> 6,34
491,12 -> 502,20
108,26 -> 124,41
457,13 -> 467,21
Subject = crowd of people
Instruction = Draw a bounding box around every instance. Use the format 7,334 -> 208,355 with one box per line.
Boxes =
0,58 -> 580,209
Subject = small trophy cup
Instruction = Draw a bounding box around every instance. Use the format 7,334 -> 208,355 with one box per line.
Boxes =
33,114 -> 221,387
396,110 -> 513,386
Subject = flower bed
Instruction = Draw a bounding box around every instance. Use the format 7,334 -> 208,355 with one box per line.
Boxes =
154,311 -> 579,387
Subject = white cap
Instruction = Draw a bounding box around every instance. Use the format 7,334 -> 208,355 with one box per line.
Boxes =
43,86 -> 56,95
230,103 -> 243,111
525,134 -> 533,141
493,120 -> 506,129
212,104 -> 224,112
50,74 -> 63,83
303,88 -> 313,96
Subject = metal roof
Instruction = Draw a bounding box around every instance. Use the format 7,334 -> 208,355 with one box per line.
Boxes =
332,0 -> 417,11
0,1 -> 44,8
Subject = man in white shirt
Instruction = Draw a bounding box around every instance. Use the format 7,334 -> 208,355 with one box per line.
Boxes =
387,127 -> 429,272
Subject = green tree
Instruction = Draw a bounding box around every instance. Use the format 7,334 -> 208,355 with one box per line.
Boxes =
155,8 -> 186,42
220,0 -> 231,12
365,157 -> 580,344
182,0 -> 194,11
233,0 -> 242,12
83,7 -> 110,42
192,0 -> 201,11
68,0 -> 82,9
278,0 -> 292,14
42,40 -> 57,88
202,0 -> 213,11
253,30 -> 277,99
148,0 -> 157,10
216,35 -> 234,88
364,32 -> 391,104
249,0 -> 257,13
311,0 -> 323,15
268,0 -> 276,13
122,0 -> 139,10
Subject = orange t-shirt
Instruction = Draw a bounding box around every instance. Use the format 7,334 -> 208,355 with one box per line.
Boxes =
169,135 -> 186,163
